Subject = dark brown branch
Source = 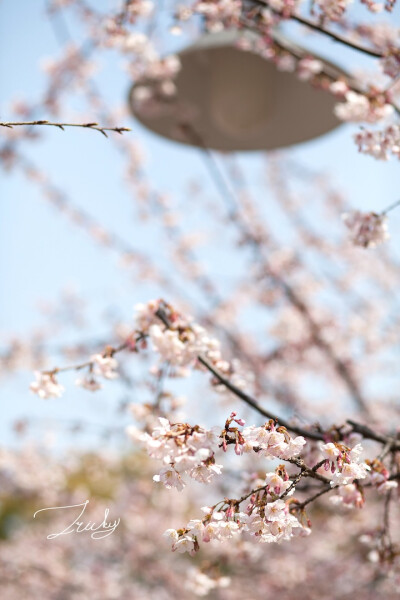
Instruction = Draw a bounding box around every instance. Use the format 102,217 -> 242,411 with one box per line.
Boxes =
0,120 -> 131,137
347,420 -> 400,452
155,307 -> 400,455
251,0 -> 383,58
197,354 -> 324,441
292,483 -> 336,509
154,306 -> 324,440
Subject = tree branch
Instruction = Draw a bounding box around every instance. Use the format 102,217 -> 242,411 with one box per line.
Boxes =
251,0 -> 384,58
0,120 -> 131,137
198,354 -> 324,441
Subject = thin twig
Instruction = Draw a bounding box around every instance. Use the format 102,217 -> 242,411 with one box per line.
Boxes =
292,483 -> 336,509
0,120 -> 131,137
347,420 -> 400,452
381,198 -> 400,216
252,0 -> 383,58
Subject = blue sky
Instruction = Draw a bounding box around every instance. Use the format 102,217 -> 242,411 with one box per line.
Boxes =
1,0 -> 399,448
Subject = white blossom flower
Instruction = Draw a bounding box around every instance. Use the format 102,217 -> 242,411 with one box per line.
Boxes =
342,210 -> 389,248
91,354 -> 119,379
242,425 -> 306,459
189,462 -> 223,483
331,460 -> 370,486
334,91 -> 393,124
185,567 -> 230,597
131,417 -> 221,490
75,376 -> 102,391
320,442 -> 341,461
163,528 -> 179,542
375,479 -> 398,494
297,57 -> 323,81
186,519 -> 205,536
330,483 -> 364,508
153,466 -> 184,491
369,471 -> 398,494
29,371 -> 64,399
354,125 -> 400,161
265,472 -> 293,496
314,0 -> 353,21
173,535 -> 196,554
330,80 -> 349,96
381,49 -> 400,78
264,499 -> 287,521
242,502 -> 304,544
276,53 -> 297,72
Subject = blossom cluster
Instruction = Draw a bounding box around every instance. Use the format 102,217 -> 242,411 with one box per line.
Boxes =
354,125 -> 400,161
381,48 -> 400,78
148,322 -> 219,371
240,421 -> 306,460
29,300 -> 252,399
29,352 -> 120,399
185,567 -> 230,597
367,459 -> 398,494
76,353 -> 119,391
128,417 -> 222,490
189,0 -> 242,32
134,300 -> 251,389
130,54 -> 181,117
314,0 -> 353,21
334,91 -> 393,124
342,210 -> 389,248
261,0 -> 301,18
320,441 -> 370,486
330,483 -> 365,508
29,371 -> 64,399
218,413 -> 306,460
135,301 -> 221,371
164,486 -> 310,556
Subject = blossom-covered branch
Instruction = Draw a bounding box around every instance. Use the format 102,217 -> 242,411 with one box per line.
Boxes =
251,0 -> 384,58
30,299 -> 400,457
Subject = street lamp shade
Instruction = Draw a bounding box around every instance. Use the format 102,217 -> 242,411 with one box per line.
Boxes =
129,30 -> 347,152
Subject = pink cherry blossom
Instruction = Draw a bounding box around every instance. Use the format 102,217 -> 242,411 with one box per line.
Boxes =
91,353 -> 119,379
29,371 -> 65,399
342,210 -> 389,248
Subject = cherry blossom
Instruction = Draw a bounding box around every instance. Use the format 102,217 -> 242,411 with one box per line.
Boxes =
185,567 -> 230,597
29,371 -> 65,399
370,471 -> 398,493
330,483 -> 365,508
242,422 -> 306,460
334,91 -> 394,124
75,375 -> 103,391
128,417 -> 222,490
297,57 -> 323,81
314,0 -> 353,21
331,460 -> 370,485
320,441 -> 370,486
265,470 -> 293,496
342,210 -> 390,248
267,0 -> 300,16
91,353 -> 119,379
367,459 -> 399,494
354,125 -> 400,161
193,0 -> 242,32
381,48 -> 400,78
126,0 -> 154,18
238,501 -> 306,544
